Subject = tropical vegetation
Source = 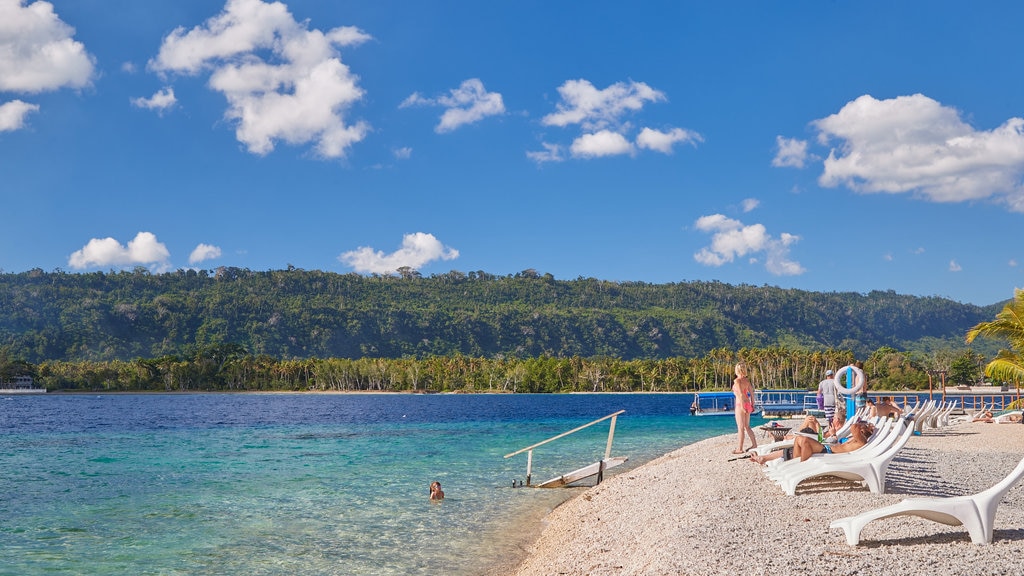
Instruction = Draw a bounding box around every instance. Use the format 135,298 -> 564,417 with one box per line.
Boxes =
967,288 -> 1024,384
0,267 -> 1008,392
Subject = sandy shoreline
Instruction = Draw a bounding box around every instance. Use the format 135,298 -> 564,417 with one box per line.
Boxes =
502,417 -> 1024,576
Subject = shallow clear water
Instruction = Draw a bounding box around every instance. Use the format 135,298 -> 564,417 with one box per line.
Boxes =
0,393 -> 740,575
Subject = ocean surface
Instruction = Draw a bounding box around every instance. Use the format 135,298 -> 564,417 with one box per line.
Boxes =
0,393 -> 745,575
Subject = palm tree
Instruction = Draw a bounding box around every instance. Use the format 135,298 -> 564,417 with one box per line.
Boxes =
965,288 -> 1024,384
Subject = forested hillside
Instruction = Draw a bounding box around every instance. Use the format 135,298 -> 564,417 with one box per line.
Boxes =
0,267 -> 1004,364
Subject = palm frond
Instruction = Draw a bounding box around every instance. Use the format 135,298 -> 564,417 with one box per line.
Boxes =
967,288 -> 1024,346
983,351 -> 1024,384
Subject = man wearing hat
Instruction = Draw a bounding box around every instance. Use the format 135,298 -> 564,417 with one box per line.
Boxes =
817,369 -> 837,424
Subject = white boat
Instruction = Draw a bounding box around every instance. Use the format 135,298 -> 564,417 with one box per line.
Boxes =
690,391 -> 761,416
0,375 -> 46,394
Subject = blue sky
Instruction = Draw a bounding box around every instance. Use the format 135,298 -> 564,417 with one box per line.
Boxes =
2,0 -> 1023,306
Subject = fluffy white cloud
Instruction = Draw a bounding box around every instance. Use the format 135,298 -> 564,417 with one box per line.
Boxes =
149,0 -> 371,158
393,146 -> 412,159
189,243 -> 222,264
400,78 -> 504,133
542,79 -> 664,131
68,232 -> 171,271
772,135 -> 809,168
814,94 -> 1024,210
131,87 -> 177,113
339,232 -> 459,275
0,100 -> 39,131
535,78 -> 700,163
949,260 -> 962,272
0,0 -> 95,93
741,198 -> 759,213
636,127 -> 702,154
693,214 -> 804,276
571,130 -> 633,158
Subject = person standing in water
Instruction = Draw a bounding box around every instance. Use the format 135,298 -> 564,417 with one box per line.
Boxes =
732,362 -> 758,454
429,481 -> 445,501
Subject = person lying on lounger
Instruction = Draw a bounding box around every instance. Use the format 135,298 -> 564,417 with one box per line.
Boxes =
751,421 -> 875,464
974,411 -> 1022,423
972,410 -> 994,422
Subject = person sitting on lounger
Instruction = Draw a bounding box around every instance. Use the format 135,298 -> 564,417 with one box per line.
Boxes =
752,420 -> 875,464
822,403 -> 846,441
748,416 -> 821,465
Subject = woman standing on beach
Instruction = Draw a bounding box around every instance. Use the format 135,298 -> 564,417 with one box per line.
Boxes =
732,363 -> 757,454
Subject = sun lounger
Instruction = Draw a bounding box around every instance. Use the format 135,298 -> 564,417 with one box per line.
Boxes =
913,401 -> 938,434
830,454 -> 1024,545
762,417 -> 896,478
773,416 -> 916,496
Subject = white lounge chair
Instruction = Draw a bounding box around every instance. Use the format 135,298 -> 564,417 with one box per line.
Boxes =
830,454 -> 1024,545
774,416 -> 916,496
913,401 -> 938,434
762,417 -> 896,479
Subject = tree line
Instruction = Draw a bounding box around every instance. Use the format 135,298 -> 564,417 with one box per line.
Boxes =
6,343 -> 990,393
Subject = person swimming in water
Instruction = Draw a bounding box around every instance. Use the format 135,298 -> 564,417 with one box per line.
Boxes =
429,481 -> 445,501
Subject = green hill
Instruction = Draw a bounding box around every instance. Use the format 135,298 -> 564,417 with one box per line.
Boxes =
0,267 -> 1005,364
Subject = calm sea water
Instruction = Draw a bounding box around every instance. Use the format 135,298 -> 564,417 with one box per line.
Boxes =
0,393 -> 743,575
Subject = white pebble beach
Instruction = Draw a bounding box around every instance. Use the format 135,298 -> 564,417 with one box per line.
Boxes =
501,417 -> 1024,576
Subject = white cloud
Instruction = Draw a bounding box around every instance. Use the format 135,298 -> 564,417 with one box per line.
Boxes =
131,87 -> 177,113
542,79 -> 664,131
538,78 -> 700,162
949,259 -> 962,272
149,0 -> 372,158
189,243 -> 222,264
339,232 -> 459,274
393,146 -> 412,159
741,198 -> 759,213
0,100 -> 39,131
400,78 -> 504,133
1010,259 -> 1018,267
526,142 -> 564,164
68,232 -> 171,271
693,214 -> 804,276
772,135 -> 809,168
883,253 -> 894,262
0,0 -> 95,93
636,127 -> 702,154
814,94 -> 1024,210
570,130 -> 633,158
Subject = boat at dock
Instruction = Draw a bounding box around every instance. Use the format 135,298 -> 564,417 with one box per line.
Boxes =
690,391 -> 762,416
0,376 -> 46,394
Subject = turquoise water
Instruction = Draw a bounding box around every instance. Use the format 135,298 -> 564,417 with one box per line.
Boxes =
0,393 -> 741,575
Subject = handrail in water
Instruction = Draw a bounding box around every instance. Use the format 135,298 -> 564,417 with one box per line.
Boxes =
504,409 -> 625,486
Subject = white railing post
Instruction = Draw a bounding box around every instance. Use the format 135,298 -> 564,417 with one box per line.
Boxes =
604,414 -> 618,460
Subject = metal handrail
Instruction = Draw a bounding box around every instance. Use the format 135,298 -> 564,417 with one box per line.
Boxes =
504,409 -> 624,486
